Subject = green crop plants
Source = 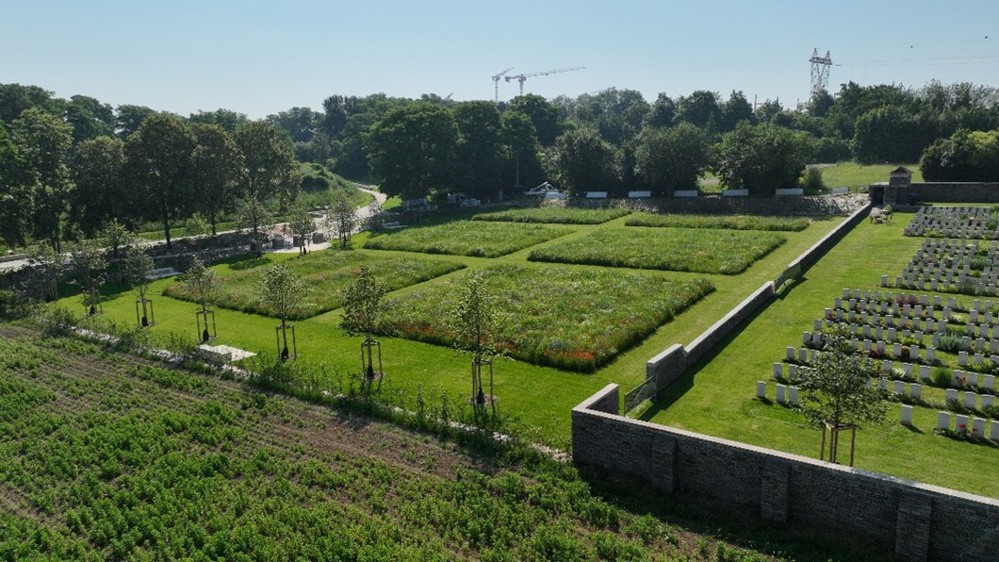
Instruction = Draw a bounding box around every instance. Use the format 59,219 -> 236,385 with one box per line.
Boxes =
528,227 -> 785,274
379,264 -> 713,371
164,250 -> 463,320
625,213 -> 810,232
363,221 -> 574,257
471,207 -> 631,225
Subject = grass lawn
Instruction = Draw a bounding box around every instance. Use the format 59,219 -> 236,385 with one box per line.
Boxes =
625,213 -> 809,232
363,221 -> 574,258
162,249 -> 465,320
471,207 -> 632,225
641,213 -> 999,499
380,264 -> 714,372
528,227 -> 786,275
820,162 -> 923,190
51,211 -> 846,448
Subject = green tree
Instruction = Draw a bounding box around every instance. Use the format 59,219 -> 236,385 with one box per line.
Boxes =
189,108 -> 249,132
65,95 -> 114,143
325,191 -> 357,248
0,125 -> 31,248
237,197 -> 274,252
715,122 -> 812,195
340,265 -> 387,382
114,104 -> 156,140
550,128 -> 615,195
635,123 -> 710,195
0,83 -> 63,123
26,244 -> 63,301
288,207 -> 316,255
506,94 -> 564,146
256,264 -> 308,360
11,107 -> 74,251
190,123 -> 244,235
180,257 -> 222,316
719,90 -> 754,132
234,121 -> 300,211
447,271 -> 501,405
798,327 -> 888,464
125,113 -> 196,249
100,219 -> 137,283
122,244 -> 155,326
453,101 -> 504,199
852,106 -> 940,164
71,241 -> 108,315
184,212 -> 210,237
675,90 -> 720,129
501,110 -> 543,188
645,93 -> 677,128
920,129 -> 999,182
72,136 -> 127,237
364,103 -> 458,200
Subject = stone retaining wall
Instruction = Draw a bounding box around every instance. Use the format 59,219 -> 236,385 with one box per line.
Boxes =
573,384 -> 999,562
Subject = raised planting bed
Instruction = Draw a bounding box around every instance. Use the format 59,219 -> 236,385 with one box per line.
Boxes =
363,221 -> 574,258
163,249 -> 463,320
471,207 -> 631,225
528,227 -> 786,275
625,213 -> 809,232
379,264 -> 713,372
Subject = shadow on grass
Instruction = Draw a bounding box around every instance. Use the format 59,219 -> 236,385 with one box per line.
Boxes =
637,282 -> 780,422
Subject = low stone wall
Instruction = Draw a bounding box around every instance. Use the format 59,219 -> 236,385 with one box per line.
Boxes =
573,384 -> 999,562
639,203 -> 871,405
912,182 -> 999,203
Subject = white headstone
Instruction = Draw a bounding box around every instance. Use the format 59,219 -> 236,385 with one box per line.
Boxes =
920,365 -> 930,382
926,348 -> 936,362
973,417 -> 986,437
991,420 -> 999,440
985,374 -> 995,391
959,351 -> 969,366
773,363 -> 783,379
937,411 -> 951,430
956,414 -> 970,433
786,347 -> 795,360
964,392 -> 977,409
776,384 -> 787,404
893,380 -> 905,395
789,386 -> 799,406
910,383 -> 922,400
946,388 -> 959,403
900,404 -> 913,426
983,394 -> 994,409
757,381 -> 766,399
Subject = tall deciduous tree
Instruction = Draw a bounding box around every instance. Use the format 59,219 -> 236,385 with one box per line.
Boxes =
453,101 -> 504,199
72,136 -> 127,237
364,103 -> 458,200
719,90 -> 754,132
234,121 -> 300,210
0,126 -> 31,248
11,107 -> 74,251
114,104 -> 156,140
506,94 -> 563,146
191,123 -> 244,235
920,129 -> 999,182
288,207 -> 316,255
635,123 -> 710,195
325,191 -> 357,248
125,113 -> 195,249
715,122 -> 812,195
646,93 -> 678,128
550,128 -> 615,195
500,110 -> 542,188
675,90 -> 720,129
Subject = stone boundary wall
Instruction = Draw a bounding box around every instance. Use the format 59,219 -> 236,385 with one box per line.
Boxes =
911,182 -> 999,203
573,384 -> 999,562
636,203 -> 871,406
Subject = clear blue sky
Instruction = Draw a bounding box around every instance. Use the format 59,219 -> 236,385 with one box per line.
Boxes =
3,1 -> 998,118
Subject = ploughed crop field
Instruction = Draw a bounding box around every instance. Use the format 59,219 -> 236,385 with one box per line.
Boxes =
363,221 -> 574,257
528,227 -> 787,275
624,213 -> 810,232
379,264 -> 714,372
163,251 -> 464,320
471,207 -> 632,225
0,324 -> 860,561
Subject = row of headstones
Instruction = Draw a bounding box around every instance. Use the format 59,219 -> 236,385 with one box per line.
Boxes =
917,237 -> 994,254
890,274 -> 997,296
901,262 -> 999,282
813,318 -> 999,355
904,224 -> 999,239
839,296 -> 999,329
928,409 -> 999,440
838,288 -> 956,308
776,356 -> 997,393
914,206 -> 994,217
756,381 -> 800,405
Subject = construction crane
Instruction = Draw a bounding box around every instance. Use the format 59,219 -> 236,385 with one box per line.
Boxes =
504,66 -> 585,96
491,67 -> 514,103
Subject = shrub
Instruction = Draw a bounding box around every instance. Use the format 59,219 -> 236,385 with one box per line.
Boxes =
931,367 -> 952,387
936,334 -> 964,353
802,166 -> 825,192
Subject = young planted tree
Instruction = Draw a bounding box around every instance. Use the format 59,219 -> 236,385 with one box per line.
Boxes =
237,197 -> 274,254
447,271 -> 501,407
179,257 -> 222,341
340,265 -> 387,385
100,219 -> 137,283
122,244 -> 155,327
798,326 -> 888,465
288,207 -> 316,256
256,264 -> 308,361
325,191 -> 357,249
70,242 -> 108,316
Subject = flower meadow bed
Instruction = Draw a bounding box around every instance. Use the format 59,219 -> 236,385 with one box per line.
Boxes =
471,207 -> 631,225
625,213 -> 810,232
528,227 -> 786,275
379,264 -> 714,371
363,221 -> 575,257
163,250 -> 464,320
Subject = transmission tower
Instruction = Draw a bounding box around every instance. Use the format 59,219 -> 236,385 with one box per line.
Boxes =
809,48 -> 832,96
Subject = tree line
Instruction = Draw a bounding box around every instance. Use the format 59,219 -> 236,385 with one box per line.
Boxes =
4,79 -> 999,252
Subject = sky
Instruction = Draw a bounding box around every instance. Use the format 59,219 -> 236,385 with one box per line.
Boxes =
3,0 -> 998,119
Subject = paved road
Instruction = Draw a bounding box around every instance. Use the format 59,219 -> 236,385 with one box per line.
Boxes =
0,184 -> 387,270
